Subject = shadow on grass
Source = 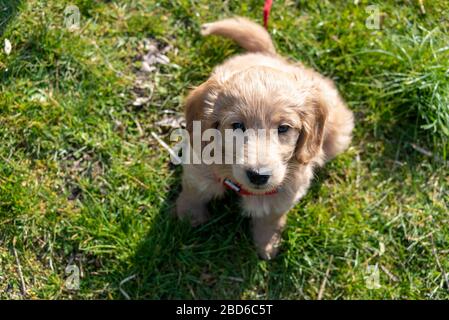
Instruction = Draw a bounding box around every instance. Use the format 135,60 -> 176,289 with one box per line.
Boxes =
121,176 -> 256,299
110,163 -> 327,300
0,0 -> 21,36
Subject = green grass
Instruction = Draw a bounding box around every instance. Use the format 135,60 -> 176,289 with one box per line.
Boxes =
0,0 -> 448,299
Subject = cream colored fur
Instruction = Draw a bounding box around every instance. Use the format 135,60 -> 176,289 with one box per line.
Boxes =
176,17 -> 354,260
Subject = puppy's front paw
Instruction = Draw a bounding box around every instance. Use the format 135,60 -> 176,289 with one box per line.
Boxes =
200,23 -> 213,36
176,197 -> 210,227
252,214 -> 286,260
254,232 -> 282,260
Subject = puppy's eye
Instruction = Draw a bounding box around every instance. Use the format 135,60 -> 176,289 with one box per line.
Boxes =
278,125 -> 290,134
232,122 -> 246,131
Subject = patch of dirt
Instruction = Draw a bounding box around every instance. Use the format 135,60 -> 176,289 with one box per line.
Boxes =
129,38 -> 185,163
131,38 -> 177,110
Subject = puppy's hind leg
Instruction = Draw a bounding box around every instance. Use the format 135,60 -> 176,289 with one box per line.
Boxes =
176,187 -> 210,227
176,165 -> 218,227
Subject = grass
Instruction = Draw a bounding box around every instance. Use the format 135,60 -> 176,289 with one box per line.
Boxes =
0,0 -> 448,299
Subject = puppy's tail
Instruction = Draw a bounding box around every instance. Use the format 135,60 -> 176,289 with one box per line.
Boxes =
200,17 -> 276,55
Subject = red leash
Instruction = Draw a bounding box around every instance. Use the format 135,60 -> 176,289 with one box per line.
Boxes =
263,0 -> 273,29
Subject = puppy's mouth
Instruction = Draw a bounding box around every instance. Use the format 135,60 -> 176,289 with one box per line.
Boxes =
250,184 -> 275,191
234,178 -> 280,194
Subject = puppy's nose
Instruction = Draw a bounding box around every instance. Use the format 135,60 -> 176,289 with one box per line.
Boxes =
246,169 -> 270,186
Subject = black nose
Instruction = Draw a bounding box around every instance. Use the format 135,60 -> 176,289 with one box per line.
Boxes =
246,169 -> 270,186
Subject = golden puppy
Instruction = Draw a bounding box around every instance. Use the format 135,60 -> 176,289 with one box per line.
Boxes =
176,17 -> 354,259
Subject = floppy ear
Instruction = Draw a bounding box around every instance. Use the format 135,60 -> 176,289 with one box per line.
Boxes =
295,92 -> 328,165
184,79 -> 218,145
184,79 -> 217,152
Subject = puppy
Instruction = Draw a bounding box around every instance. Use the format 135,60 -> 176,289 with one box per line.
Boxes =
176,17 -> 354,259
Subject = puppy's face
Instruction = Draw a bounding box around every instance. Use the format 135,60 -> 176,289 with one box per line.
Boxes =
221,106 -> 299,193
201,67 -> 326,194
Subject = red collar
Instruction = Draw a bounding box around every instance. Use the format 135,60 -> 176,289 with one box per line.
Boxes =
213,173 -> 278,196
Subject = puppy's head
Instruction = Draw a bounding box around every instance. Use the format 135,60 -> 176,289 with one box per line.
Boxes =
185,66 -> 328,194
